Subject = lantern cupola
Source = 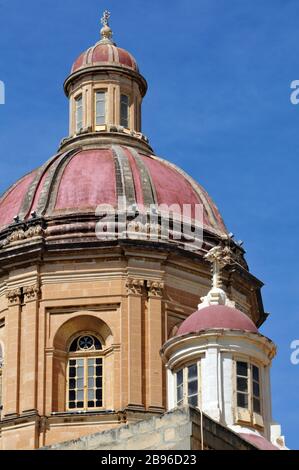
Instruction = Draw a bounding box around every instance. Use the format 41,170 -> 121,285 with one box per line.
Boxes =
62,10 -> 150,153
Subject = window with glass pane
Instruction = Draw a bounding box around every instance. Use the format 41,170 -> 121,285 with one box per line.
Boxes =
120,94 -> 129,127
75,95 -> 83,132
176,369 -> 184,406
176,363 -> 199,407
95,91 -> 106,125
68,358 -> 84,409
67,334 -> 103,411
236,361 -> 249,409
187,364 -> 198,406
252,365 -> 261,413
69,335 -> 102,352
236,361 -> 262,415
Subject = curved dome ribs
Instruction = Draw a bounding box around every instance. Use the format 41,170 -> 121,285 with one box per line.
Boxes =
24,149 -> 78,220
0,147 -> 228,245
71,43 -> 139,74
123,147 -> 157,206
18,152 -> 63,220
0,171 -> 36,228
150,154 -> 227,235
112,145 -> 136,207
42,149 -> 82,215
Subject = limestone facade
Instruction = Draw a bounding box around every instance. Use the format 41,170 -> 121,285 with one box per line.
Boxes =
0,239 -> 265,449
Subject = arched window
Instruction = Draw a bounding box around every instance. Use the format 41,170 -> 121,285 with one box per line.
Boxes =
95,90 -> 106,127
120,94 -> 129,127
67,334 -> 103,411
75,94 -> 83,132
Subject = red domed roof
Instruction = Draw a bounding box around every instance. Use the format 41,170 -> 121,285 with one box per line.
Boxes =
0,146 -> 227,237
177,305 -> 258,336
71,42 -> 138,74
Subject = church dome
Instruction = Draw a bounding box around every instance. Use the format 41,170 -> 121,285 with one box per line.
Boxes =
176,304 -> 258,336
0,146 -> 227,236
71,43 -> 139,74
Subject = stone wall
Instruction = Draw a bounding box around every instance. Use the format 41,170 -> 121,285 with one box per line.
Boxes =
43,406 -> 257,451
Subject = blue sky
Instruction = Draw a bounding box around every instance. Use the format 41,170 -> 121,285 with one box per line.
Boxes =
0,0 -> 299,449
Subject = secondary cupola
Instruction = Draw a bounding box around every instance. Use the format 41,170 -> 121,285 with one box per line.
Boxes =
160,245 -> 287,450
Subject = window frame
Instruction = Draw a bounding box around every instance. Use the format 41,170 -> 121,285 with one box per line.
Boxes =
120,93 -> 130,128
235,358 -> 263,425
94,89 -> 107,128
66,332 -> 104,412
174,361 -> 201,408
75,94 -> 83,133
252,364 -> 261,414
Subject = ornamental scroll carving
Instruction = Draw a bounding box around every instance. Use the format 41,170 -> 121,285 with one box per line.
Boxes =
147,280 -> 164,298
126,278 -> 144,295
1,225 -> 44,248
23,284 -> 40,301
6,284 -> 40,305
6,288 -> 22,305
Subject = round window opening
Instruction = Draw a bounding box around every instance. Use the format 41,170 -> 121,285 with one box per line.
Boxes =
78,335 -> 94,351
69,334 -> 102,352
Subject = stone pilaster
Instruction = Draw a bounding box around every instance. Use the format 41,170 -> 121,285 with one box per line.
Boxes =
125,278 -> 144,410
3,288 -> 22,417
20,284 -> 40,414
145,281 -> 164,412
45,349 -> 54,416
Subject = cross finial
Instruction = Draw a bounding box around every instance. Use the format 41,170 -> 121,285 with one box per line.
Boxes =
100,10 -> 114,43
197,245 -> 234,307
101,10 -> 111,27
205,245 -> 232,290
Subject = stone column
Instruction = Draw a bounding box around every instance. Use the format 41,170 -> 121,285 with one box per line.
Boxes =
115,84 -> 120,126
3,288 -> 22,417
21,285 -> 40,414
125,278 -> 144,410
145,281 -> 164,412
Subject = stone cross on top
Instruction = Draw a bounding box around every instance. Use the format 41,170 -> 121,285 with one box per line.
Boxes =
205,245 -> 232,290
100,10 -> 113,43
101,10 -> 111,27
200,245 -> 234,307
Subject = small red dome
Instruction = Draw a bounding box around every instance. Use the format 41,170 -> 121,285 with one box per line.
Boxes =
71,43 -> 138,74
177,305 -> 258,336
